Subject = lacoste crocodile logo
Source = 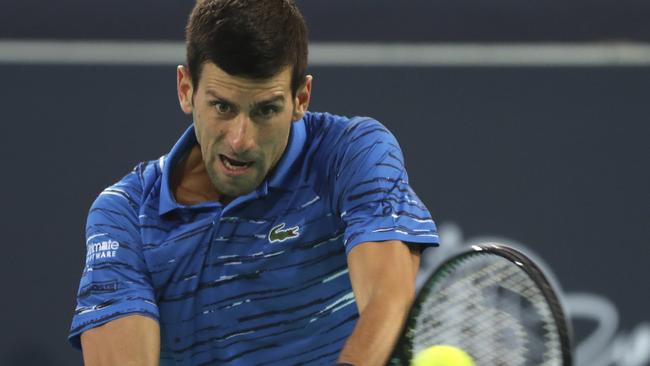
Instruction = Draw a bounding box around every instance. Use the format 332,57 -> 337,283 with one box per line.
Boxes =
268,223 -> 300,243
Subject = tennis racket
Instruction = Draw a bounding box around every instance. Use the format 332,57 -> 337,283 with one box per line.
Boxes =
389,243 -> 572,365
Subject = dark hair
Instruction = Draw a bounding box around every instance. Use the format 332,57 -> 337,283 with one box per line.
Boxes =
185,0 -> 308,97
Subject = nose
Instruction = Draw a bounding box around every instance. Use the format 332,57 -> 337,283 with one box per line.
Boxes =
227,114 -> 255,154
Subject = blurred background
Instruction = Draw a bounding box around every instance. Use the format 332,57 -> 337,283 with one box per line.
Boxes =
1,0 -> 648,365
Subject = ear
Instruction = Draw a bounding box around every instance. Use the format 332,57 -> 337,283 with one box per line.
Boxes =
177,65 -> 194,114
292,75 -> 313,121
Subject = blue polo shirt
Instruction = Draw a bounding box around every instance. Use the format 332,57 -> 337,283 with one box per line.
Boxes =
69,112 -> 439,365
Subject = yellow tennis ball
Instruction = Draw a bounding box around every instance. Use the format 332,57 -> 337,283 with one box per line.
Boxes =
411,345 -> 476,366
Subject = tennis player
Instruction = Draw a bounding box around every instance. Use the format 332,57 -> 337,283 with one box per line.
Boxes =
68,0 -> 439,365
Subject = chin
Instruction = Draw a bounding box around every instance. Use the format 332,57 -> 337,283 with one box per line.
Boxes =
224,187 -> 252,198
210,170 -> 264,199
218,180 -> 258,198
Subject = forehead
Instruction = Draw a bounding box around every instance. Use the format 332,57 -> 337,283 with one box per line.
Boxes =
198,62 -> 292,96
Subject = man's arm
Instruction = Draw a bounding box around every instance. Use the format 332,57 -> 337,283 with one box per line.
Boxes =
80,314 -> 160,366
337,240 -> 421,366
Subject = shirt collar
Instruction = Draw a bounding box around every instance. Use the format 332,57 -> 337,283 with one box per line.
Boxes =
158,117 -> 306,216
268,117 -> 306,189
158,125 -> 198,216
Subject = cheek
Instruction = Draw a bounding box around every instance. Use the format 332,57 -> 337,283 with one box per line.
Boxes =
194,110 -> 221,144
267,121 -> 292,155
193,115 -> 216,158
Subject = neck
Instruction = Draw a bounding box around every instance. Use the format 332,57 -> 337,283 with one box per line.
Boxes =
171,145 -> 221,205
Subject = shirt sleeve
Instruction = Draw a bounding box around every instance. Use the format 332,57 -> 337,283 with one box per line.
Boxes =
68,185 -> 159,349
332,118 -> 440,254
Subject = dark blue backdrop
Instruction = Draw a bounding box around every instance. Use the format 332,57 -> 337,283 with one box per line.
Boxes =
1,63 -> 647,365
1,0 -> 650,42
1,1 -> 649,365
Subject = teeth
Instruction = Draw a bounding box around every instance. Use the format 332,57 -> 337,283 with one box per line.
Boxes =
222,156 -> 249,170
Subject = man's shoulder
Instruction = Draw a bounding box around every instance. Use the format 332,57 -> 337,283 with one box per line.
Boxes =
299,112 -> 400,195
304,111 -> 392,149
89,157 -> 164,217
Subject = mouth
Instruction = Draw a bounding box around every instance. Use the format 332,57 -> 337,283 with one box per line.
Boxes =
219,154 -> 253,175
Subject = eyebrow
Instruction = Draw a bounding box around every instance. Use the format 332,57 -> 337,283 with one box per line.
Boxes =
253,95 -> 285,107
205,90 -> 285,108
205,90 -> 232,104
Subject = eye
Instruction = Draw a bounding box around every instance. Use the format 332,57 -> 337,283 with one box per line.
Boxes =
215,102 -> 232,114
209,100 -> 233,115
257,104 -> 280,118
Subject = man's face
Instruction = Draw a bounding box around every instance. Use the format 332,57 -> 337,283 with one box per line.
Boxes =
177,63 -> 311,199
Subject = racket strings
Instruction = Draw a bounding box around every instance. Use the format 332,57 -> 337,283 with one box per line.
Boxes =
411,255 -> 563,366
414,259 -> 528,364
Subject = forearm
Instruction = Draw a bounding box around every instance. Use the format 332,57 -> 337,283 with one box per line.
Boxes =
81,315 -> 160,366
337,295 -> 411,366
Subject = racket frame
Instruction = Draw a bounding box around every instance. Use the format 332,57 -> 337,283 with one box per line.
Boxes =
390,243 -> 573,366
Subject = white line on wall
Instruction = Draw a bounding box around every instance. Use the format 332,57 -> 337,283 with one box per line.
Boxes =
2,40 -> 650,66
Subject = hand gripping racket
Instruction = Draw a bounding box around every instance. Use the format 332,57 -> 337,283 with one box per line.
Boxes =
389,243 -> 572,365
